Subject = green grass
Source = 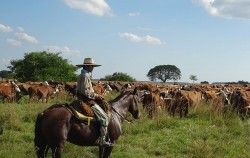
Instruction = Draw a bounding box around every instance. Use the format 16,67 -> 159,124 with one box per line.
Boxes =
0,94 -> 249,158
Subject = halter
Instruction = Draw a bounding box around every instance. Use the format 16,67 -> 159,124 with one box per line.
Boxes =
111,95 -> 138,124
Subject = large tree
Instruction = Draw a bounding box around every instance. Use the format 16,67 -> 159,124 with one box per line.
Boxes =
8,51 -> 77,82
147,65 -> 181,83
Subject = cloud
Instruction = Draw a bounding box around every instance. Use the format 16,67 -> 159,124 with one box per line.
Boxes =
15,32 -> 39,44
6,39 -> 22,46
119,32 -> 165,45
64,0 -> 113,16
128,12 -> 140,17
0,24 -> 13,32
193,0 -> 250,19
44,45 -> 81,57
17,27 -> 24,32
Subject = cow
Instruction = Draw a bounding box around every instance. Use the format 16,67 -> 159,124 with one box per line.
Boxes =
28,85 -> 59,103
92,82 -> 112,96
166,89 -> 203,118
64,82 -> 77,99
0,81 -> 21,103
142,91 -> 164,118
230,88 -> 250,120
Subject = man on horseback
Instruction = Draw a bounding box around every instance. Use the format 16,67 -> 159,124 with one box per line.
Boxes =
76,58 -> 112,147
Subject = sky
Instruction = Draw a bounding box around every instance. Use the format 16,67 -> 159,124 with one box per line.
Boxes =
1,0 -> 250,83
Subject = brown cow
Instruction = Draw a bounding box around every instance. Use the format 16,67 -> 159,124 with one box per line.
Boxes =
28,85 -> 58,103
64,82 -> 77,99
142,91 -> 164,118
92,82 -> 112,96
0,82 -> 20,103
167,90 -> 203,118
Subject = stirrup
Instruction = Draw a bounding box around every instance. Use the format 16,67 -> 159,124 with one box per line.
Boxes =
99,139 -> 113,147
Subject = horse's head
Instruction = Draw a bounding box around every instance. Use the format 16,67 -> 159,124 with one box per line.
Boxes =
128,88 -> 141,119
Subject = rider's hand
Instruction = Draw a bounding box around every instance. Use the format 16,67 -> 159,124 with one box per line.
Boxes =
97,95 -> 104,100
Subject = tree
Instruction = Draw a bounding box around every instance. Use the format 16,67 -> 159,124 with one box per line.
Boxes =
237,80 -> 249,84
100,72 -> 136,82
8,51 -> 77,82
147,65 -> 181,83
189,75 -> 198,83
200,81 -> 209,84
0,70 -> 14,80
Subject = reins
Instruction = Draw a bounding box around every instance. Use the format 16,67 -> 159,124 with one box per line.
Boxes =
111,105 -> 132,123
111,94 -> 138,124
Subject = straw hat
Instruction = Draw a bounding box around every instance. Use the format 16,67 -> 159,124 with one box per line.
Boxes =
76,58 -> 101,67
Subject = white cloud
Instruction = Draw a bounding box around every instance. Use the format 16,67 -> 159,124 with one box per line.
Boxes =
64,0 -> 113,16
128,12 -> 140,17
193,0 -> 250,19
119,32 -> 165,45
6,39 -> 22,46
119,33 -> 143,43
0,24 -> 13,32
144,35 -> 164,45
44,45 -> 81,57
17,27 -> 24,32
15,32 -> 38,44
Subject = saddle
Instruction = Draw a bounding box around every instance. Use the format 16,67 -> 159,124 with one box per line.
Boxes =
69,97 -> 111,125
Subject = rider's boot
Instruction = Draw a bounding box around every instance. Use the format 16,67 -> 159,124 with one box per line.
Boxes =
99,126 -> 112,147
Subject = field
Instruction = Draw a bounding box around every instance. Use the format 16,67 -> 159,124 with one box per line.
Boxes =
0,92 -> 250,158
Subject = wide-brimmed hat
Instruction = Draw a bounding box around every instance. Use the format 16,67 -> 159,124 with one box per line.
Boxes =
76,58 -> 101,67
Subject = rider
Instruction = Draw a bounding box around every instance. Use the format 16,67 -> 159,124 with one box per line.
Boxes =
76,58 -> 111,147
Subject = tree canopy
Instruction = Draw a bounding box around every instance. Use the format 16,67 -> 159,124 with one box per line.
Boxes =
147,65 -> 181,83
189,75 -> 198,83
8,51 -> 77,82
100,72 -> 136,82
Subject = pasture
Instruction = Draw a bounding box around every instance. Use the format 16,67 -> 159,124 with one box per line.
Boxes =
0,92 -> 249,158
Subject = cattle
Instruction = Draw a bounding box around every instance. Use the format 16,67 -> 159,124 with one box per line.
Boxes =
64,82 -> 77,99
142,91 -> 164,118
28,85 -> 59,103
0,81 -> 20,103
166,89 -> 203,118
108,81 -> 122,92
230,88 -> 250,120
93,82 -> 112,96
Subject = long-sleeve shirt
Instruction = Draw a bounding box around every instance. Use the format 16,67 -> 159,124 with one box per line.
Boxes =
76,69 -> 99,99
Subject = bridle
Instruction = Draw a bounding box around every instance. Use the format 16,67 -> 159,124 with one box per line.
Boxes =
111,94 -> 138,124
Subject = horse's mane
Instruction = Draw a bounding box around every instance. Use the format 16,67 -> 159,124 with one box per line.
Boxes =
109,89 -> 134,104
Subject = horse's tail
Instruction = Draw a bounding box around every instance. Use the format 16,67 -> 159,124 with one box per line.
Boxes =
34,112 -> 46,157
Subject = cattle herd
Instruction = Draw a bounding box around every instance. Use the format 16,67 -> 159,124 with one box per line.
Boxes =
0,80 -> 249,120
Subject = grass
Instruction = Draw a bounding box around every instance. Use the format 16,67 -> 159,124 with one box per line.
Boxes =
0,94 -> 249,158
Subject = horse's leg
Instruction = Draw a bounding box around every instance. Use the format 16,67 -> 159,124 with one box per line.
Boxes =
102,146 -> 114,158
35,113 -> 48,158
36,144 -> 48,158
52,143 -> 65,158
99,146 -> 105,158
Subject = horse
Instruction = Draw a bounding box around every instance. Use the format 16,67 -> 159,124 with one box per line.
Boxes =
34,88 -> 141,158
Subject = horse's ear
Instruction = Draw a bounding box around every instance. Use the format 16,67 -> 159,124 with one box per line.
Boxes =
133,87 -> 137,95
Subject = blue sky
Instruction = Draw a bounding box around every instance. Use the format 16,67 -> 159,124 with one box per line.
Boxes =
1,0 -> 250,83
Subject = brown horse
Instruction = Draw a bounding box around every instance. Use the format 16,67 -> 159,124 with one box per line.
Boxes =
34,88 -> 140,158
